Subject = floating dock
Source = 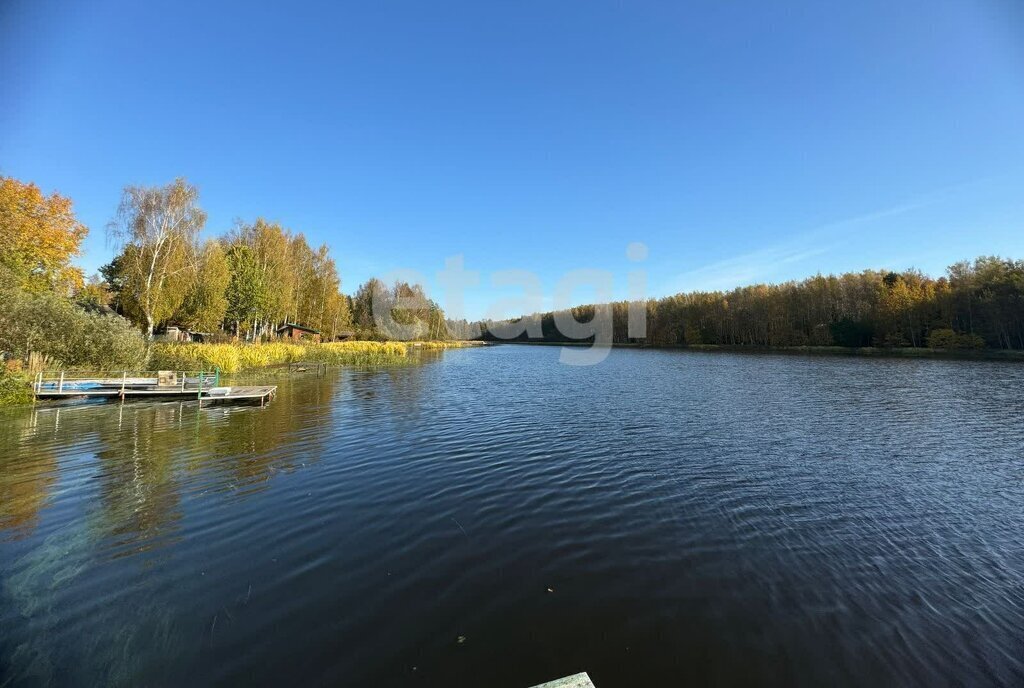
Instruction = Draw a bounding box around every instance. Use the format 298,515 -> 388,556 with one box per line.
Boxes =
31,370 -> 277,406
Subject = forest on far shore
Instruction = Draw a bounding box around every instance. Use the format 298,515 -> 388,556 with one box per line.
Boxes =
479,257 -> 1024,351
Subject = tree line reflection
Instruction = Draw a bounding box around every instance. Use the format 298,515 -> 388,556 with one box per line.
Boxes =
0,372 -> 344,547
0,360 -> 438,548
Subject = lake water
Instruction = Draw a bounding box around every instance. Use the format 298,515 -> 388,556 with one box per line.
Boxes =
3,345 -> 1024,687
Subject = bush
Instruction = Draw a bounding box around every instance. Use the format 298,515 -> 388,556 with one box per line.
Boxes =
0,288 -> 147,370
927,329 -> 957,349
927,329 -> 987,350
958,333 -> 987,349
0,368 -> 33,406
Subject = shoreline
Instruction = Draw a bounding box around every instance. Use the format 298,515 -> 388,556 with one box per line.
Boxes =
489,340 -> 1024,362
0,341 -> 489,408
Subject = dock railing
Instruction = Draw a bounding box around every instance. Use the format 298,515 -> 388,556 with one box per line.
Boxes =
32,368 -> 221,397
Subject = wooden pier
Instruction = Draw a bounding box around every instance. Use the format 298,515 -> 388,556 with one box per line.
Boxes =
32,370 -> 277,406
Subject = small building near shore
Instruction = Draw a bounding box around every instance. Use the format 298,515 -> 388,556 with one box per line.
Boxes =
276,322 -> 321,343
334,330 -> 355,342
157,325 -> 191,342
156,325 -> 213,343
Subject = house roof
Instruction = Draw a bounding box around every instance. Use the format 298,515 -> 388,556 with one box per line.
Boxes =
276,322 -> 320,334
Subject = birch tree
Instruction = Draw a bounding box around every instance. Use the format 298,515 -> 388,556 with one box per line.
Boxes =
107,178 -> 205,338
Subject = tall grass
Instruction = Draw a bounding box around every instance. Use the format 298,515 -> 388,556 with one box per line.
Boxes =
150,341 -> 422,373
305,341 -> 410,366
407,340 -> 483,350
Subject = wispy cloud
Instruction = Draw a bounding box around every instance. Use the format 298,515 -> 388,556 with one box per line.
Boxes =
668,243 -> 834,293
663,180 -> 982,295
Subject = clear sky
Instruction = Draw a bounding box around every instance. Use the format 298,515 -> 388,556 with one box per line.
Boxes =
2,0 -> 1023,319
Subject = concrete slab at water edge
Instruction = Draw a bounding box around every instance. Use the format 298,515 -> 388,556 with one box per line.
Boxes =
529,673 -> 596,688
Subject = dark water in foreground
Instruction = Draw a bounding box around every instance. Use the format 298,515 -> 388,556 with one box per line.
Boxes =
3,346 -> 1024,687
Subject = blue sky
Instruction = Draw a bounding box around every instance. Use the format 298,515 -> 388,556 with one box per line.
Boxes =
2,0 -> 1023,319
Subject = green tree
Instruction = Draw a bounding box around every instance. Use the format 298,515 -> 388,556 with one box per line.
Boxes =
225,218 -> 296,329
224,244 -> 269,338
176,241 -> 230,331
352,278 -> 387,338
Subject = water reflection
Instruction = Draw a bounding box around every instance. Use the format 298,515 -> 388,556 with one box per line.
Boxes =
0,372 -> 346,686
0,417 -> 57,541
0,371 -> 340,547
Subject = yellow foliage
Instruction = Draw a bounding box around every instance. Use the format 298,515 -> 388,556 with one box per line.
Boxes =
0,176 -> 87,291
147,340 -> 448,373
306,341 -> 409,365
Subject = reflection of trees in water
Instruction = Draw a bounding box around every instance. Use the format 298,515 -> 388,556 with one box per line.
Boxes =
345,363 -> 427,421
0,412 -> 58,541
200,372 -> 338,493
93,403 -> 186,557
1,375 -> 341,684
0,373 -> 338,548
91,374 -> 339,553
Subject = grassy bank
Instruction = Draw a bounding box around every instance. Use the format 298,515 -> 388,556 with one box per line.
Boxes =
149,340 -> 481,374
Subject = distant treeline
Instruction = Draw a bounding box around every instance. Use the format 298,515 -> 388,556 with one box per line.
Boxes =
479,258 -> 1024,351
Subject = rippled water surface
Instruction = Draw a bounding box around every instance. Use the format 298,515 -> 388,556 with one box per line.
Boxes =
3,346 -> 1024,687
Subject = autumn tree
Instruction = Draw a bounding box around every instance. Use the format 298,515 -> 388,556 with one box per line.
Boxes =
349,278 -> 448,340
0,176 -> 88,292
176,241 -> 230,331
107,178 -> 206,337
224,244 -> 269,338
483,257 -> 1024,351
352,278 -> 387,338
224,218 -> 296,329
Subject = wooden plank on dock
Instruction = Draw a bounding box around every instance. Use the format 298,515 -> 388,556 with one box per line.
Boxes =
201,386 -> 277,401
530,673 -> 596,688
